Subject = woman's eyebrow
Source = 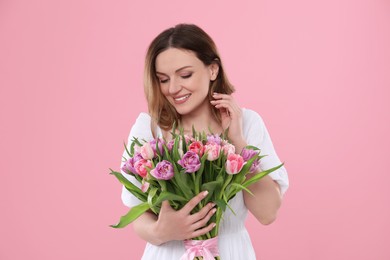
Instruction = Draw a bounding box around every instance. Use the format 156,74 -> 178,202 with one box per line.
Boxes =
156,66 -> 193,75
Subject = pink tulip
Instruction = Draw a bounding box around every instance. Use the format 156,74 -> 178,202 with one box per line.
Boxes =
141,179 -> 150,192
184,135 -> 195,144
204,143 -> 221,161
134,159 -> 153,178
188,141 -> 204,156
221,143 -> 235,156
134,144 -> 141,153
140,142 -> 155,160
225,153 -> 245,175
121,153 -> 142,175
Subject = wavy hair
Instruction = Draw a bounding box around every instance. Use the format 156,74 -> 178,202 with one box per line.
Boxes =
144,24 -> 235,136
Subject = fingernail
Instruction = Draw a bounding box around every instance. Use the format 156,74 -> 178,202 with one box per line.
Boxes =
212,208 -> 217,214
203,191 -> 209,197
213,92 -> 218,95
212,223 -> 216,228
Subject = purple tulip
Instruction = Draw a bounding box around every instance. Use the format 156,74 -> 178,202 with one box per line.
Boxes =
150,160 -> 174,180
241,148 -> 259,161
177,151 -> 201,173
249,159 -> 261,174
121,153 -> 142,175
206,134 -> 222,145
167,140 -> 175,152
150,138 -> 165,156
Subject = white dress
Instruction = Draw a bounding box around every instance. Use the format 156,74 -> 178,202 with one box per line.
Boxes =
120,108 -> 289,260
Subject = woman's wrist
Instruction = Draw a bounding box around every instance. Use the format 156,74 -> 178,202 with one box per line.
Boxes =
151,220 -> 167,245
230,137 -> 247,154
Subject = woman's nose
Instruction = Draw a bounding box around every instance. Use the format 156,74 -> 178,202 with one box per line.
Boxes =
168,78 -> 181,95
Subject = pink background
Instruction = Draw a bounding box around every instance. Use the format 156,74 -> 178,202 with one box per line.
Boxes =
1,0 -> 389,259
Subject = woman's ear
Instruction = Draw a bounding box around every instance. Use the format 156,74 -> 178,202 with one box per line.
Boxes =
209,63 -> 219,81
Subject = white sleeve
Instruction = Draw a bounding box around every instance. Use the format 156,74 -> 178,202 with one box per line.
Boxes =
120,112 -> 154,208
243,109 -> 289,196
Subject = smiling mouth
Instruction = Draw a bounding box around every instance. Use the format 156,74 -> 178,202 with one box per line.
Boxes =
174,94 -> 191,102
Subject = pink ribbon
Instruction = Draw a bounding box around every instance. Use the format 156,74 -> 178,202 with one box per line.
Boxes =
180,237 -> 219,260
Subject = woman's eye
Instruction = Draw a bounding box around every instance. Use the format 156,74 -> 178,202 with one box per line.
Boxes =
181,73 -> 192,79
159,79 -> 169,83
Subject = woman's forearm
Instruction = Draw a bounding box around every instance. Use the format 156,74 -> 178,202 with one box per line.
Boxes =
243,174 -> 282,225
232,139 -> 282,225
132,211 -> 164,246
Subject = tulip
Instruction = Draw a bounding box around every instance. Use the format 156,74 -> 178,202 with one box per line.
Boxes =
150,138 -> 165,156
206,134 -> 222,145
188,141 -> 204,156
141,179 -> 150,192
241,148 -> 259,161
204,142 -> 221,161
221,143 -> 235,156
225,153 -> 245,175
121,153 -> 142,175
140,142 -> 155,160
134,159 -> 153,178
150,160 -> 174,180
178,151 -> 201,173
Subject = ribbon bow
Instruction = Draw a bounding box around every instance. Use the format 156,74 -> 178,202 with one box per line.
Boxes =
180,237 -> 219,260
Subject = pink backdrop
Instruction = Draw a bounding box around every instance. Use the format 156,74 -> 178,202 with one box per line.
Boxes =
1,0 -> 389,259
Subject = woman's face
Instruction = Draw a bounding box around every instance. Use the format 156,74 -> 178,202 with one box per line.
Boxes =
155,48 -> 218,116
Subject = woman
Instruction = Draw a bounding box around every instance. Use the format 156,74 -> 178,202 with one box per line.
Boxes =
120,23 -> 289,259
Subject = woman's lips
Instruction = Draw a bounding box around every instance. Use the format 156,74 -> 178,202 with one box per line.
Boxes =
173,94 -> 191,104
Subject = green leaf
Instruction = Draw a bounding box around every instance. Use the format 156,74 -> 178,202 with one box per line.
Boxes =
173,137 -> 180,162
154,191 -> 188,206
214,199 -> 227,211
132,137 -> 143,146
192,125 -> 196,138
237,156 -> 257,175
229,183 -> 254,196
243,145 -> 260,151
147,187 -> 158,208
125,142 -> 132,157
110,202 -> 150,228
201,179 -> 223,193
194,153 -> 208,194
109,170 -> 147,201
223,194 -> 236,215
171,163 -> 193,199
243,163 -> 284,187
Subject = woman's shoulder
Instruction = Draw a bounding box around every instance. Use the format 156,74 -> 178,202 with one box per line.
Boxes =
241,107 -> 267,140
130,112 -> 163,139
129,112 -> 153,138
242,107 -> 265,124
135,111 -> 152,121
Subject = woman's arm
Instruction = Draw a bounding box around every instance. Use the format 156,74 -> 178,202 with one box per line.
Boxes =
132,191 -> 217,245
233,139 -> 282,225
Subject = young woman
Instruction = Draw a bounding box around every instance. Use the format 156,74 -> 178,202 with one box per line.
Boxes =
120,23 -> 289,260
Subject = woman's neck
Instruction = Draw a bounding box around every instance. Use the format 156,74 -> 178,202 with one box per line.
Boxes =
179,103 -> 222,135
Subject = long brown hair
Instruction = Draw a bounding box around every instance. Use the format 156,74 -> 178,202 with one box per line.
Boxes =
144,24 -> 235,136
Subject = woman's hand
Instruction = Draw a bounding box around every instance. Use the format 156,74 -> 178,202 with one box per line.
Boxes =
153,191 -> 217,244
210,93 -> 246,149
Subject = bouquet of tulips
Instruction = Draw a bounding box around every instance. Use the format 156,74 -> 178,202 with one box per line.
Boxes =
110,126 -> 283,259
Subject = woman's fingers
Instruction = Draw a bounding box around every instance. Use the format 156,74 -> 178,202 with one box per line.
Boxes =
181,190 -> 208,215
189,222 -> 217,239
160,200 -> 173,212
189,202 -> 215,222
212,92 -> 231,100
191,206 -> 217,230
